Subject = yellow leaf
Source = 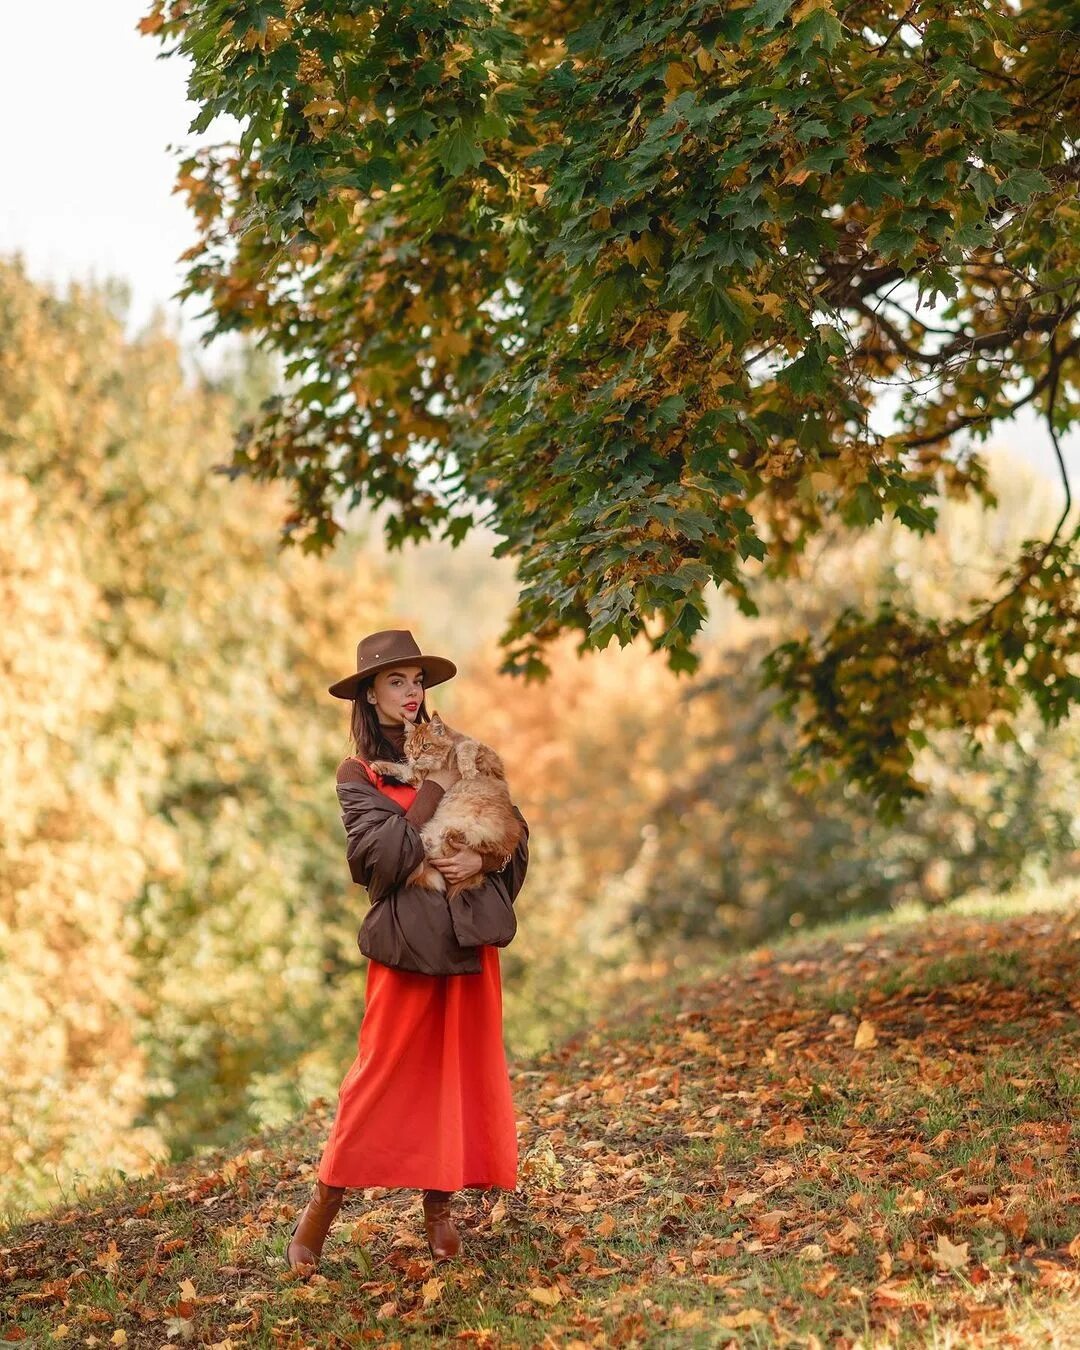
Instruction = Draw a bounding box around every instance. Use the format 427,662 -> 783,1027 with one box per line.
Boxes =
94,1240 -> 122,1276
932,1233 -> 970,1270
758,293 -> 784,318
421,1276 -> 444,1305
639,232 -> 661,270
896,1187 -> 926,1213
853,1019 -> 877,1050
718,1308 -> 766,1327
489,1195 -> 507,1225
527,1284 -> 562,1306
179,1279 -> 197,1301
666,309 -> 689,338
110,1333 -> 128,1347
664,62 -> 696,95
595,1212 -> 617,1238
302,98 -> 344,119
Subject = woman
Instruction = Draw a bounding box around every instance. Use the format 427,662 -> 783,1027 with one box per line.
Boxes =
286,629 -> 529,1272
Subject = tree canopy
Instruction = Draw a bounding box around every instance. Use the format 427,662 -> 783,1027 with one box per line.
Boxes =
142,0 -> 1079,816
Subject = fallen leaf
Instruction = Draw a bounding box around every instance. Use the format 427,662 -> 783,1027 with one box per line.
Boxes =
527,1285 -> 562,1306
717,1308 -> 765,1327
804,1265 -> 840,1296
872,1279 -> 909,1306
932,1233 -> 970,1270
1004,1207 -> 1029,1240
670,1308 -> 707,1328
896,1187 -> 926,1214
853,1019 -> 878,1050
762,1119 -> 806,1147
94,1241 -> 122,1277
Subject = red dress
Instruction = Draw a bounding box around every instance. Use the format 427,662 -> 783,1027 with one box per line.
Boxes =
317,772 -> 519,1192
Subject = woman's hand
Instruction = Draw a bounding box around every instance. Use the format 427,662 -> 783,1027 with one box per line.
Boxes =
429,846 -> 482,885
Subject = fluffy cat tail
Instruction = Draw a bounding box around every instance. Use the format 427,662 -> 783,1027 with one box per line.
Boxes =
407,859 -> 447,893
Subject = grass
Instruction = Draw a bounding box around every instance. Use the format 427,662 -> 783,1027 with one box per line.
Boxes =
2,880 -> 1079,1347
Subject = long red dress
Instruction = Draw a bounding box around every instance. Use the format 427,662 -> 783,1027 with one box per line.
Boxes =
317,770 -> 519,1192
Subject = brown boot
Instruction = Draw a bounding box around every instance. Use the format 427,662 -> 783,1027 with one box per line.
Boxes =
422,1188 -> 461,1261
285,1180 -> 346,1274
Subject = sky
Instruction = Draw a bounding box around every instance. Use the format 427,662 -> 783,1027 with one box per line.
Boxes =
0,0 -> 1074,507
0,1 -> 234,349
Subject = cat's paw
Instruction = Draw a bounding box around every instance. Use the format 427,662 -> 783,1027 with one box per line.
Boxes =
367,759 -> 400,778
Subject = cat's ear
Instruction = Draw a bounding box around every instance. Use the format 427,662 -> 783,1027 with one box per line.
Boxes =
431,711 -> 444,726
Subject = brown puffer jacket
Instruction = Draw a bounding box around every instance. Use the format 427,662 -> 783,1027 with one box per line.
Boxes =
336,775 -> 530,976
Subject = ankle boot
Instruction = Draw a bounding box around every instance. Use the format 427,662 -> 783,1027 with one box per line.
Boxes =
422,1188 -> 461,1261
285,1179 -> 346,1273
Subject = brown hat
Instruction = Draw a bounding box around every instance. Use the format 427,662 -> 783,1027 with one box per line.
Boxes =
328,628 -> 457,700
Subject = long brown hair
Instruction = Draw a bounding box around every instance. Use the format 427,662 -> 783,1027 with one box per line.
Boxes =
348,674 -> 433,783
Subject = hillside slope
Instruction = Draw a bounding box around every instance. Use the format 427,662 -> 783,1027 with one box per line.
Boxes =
2,898 -> 1079,1347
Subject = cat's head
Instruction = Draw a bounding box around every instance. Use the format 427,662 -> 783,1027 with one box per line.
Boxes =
402,711 -> 455,772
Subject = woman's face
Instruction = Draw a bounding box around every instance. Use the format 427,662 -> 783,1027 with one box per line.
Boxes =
368,664 -> 426,724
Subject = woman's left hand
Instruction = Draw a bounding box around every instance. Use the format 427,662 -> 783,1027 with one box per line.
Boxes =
429,846 -> 483,884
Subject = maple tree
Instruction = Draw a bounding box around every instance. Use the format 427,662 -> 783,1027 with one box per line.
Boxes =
141,0 -> 1080,817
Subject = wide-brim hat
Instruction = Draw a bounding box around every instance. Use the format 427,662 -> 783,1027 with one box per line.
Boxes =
328,628 -> 457,700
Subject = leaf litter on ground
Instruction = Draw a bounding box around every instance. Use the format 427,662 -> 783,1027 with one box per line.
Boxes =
2,901 -> 1079,1346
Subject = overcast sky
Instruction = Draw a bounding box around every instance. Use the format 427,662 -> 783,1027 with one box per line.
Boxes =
0,0 -> 1073,504
0,0 -> 232,346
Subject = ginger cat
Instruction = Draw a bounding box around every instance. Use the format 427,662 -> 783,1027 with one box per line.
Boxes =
367,713 -> 523,899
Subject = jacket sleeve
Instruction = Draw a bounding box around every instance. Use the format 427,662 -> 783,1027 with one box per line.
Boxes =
404,778 -> 445,827
496,807 -> 530,904
337,778 -> 428,905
